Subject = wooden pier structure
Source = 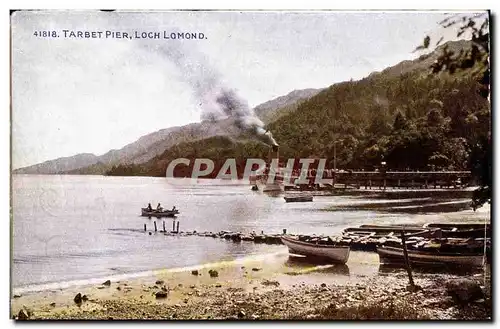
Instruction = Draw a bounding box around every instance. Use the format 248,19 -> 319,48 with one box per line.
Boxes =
290,171 -> 473,190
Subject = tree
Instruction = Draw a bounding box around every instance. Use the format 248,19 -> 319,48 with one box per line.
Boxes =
393,111 -> 408,131
416,12 -> 490,209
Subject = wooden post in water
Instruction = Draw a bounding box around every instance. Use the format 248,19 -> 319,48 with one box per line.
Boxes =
283,229 -> 287,235
172,219 -> 176,232
163,221 -> 166,232
400,230 -> 415,288
154,221 -> 157,232
144,223 -> 146,232
176,221 -> 180,233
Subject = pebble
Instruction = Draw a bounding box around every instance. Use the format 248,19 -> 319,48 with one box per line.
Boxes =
18,309 -> 29,320
74,293 -> 83,304
155,291 -> 168,299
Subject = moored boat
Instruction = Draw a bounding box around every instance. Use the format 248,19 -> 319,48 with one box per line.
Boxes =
141,208 -> 179,218
281,235 -> 350,264
377,245 -> 484,267
284,195 -> 313,203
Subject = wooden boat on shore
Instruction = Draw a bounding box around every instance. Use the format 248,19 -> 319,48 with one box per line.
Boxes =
284,195 -> 313,203
141,208 -> 179,218
377,245 -> 485,267
281,235 -> 350,264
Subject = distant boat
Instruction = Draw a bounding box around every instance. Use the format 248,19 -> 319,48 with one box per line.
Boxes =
262,181 -> 284,193
141,208 -> 179,218
281,235 -> 350,264
377,245 -> 484,267
284,195 -> 313,203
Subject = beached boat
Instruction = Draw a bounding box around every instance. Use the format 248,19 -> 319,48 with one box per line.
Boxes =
281,235 -> 350,264
377,245 -> 484,267
141,208 -> 179,218
284,195 -> 313,203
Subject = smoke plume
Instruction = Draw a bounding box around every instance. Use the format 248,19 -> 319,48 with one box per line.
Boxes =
145,41 -> 278,146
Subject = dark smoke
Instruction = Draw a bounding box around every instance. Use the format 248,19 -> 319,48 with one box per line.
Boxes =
143,40 -> 278,146
215,89 -> 278,146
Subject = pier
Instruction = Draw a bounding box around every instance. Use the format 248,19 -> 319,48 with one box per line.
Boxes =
280,171 -> 473,190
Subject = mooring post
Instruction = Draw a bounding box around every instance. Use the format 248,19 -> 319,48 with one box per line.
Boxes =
163,221 -> 166,232
172,219 -> 176,232
154,221 -> 157,232
144,223 -> 146,232
400,230 -> 415,288
176,221 -> 180,233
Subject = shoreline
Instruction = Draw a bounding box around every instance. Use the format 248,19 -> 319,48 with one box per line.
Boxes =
11,251 -> 491,320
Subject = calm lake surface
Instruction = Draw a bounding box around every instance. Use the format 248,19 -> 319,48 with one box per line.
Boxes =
12,175 -> 490,292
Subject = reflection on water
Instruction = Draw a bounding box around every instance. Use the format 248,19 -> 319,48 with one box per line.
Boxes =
333,198 -> 473,214
378,263 -> 486,276
283,255 -> 350,277
12,175 -> 489,289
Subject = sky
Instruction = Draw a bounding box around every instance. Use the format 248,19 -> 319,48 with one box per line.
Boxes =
11,10 -> 483,169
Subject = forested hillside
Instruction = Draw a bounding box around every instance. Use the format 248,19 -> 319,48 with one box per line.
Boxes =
107,40 -> 490,177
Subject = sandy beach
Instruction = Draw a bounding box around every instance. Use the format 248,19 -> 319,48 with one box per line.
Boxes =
11,251 -> 491,320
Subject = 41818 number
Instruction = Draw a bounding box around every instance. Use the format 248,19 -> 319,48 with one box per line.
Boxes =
33,31 -> 58,38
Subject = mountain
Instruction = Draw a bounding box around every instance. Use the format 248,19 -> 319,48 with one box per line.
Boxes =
254,88 -> 322,123
13,88 -> 319,175
13,153 -> 99,174
105,39 -> 489,177
369,40 -> 473,79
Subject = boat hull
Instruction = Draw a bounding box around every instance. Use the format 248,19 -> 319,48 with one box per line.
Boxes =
141,208 -> 179,218
284,196 -> 313,203
377,246 -> 484,267
281,236 -> 350,264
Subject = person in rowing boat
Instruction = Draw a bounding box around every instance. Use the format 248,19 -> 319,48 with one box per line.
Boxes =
172,206 -> 177,211
156,203 -> 163,212
146,203 -> 153,212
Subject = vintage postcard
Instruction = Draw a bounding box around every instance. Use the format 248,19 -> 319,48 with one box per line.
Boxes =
10,10 -> 491,320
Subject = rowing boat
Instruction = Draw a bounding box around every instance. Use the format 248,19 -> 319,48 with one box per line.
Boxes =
281,235 -> 350,264
377,245 -> 484,267
284,195 -> 313,203
141,208 -> 179,218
